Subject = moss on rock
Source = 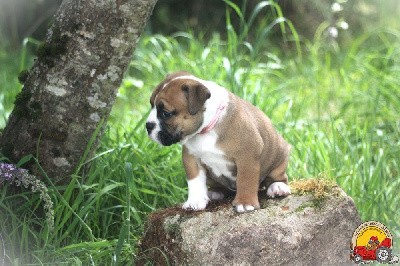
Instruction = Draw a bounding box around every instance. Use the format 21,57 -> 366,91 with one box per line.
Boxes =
290,178 -> 339,199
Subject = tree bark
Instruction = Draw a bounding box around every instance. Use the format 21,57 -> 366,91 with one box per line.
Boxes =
0,0 -> 157,183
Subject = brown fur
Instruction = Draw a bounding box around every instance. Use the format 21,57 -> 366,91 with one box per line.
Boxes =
213,92 -> 290,208
182,146 -> 200,180
151,72 -> 290,209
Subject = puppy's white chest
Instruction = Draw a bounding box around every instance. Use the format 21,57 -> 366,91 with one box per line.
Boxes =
184,132 -> 235,182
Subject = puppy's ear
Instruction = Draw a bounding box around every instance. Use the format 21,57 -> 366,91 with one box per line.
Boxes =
182,83 -> 211,115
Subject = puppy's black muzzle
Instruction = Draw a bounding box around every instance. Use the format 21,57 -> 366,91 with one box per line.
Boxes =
158,130 -> 181,146
145,121 -> 181,146
146,122 -> 156,135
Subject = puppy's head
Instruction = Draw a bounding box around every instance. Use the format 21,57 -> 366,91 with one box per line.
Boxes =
146,72 -> 211,146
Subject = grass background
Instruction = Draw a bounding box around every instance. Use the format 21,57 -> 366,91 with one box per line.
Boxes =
0,0 -> 399,264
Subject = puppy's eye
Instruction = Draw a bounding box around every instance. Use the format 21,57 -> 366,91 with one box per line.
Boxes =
159,110 -> 173,119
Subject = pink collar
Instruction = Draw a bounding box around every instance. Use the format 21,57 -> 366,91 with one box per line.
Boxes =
199,102 -> 227,134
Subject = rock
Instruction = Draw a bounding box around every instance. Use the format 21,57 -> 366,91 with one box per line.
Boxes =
137,179 -> 361,265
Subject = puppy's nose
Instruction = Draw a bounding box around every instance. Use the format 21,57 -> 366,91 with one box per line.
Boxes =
146,122 -> 156,134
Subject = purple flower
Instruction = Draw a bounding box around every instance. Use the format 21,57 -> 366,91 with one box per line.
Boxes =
0,163 -> 30,181
0,162 -> 54,230
0,163 -> 18,181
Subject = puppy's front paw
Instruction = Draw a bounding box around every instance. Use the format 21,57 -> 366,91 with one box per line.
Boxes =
182,196 -> 209,211
266,182 -> 291,198
232,198 -> 260,213
234,204 -> 256,213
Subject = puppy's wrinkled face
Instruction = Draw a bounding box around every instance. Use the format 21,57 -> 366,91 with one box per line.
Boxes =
146,73 -> 211,146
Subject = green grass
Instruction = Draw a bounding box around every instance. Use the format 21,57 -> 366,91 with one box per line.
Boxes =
0,48 -> 21,129
1,1 -> 400,264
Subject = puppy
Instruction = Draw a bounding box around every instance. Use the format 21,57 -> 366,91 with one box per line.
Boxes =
146,71 -> 291,212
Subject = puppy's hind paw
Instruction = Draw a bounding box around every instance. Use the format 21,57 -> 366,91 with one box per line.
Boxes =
266,182 -> 291,198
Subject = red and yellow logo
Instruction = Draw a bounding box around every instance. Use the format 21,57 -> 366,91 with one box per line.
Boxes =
351,221 -> 398,264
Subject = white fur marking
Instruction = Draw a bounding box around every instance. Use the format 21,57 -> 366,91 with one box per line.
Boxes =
185,131 -> 234,177
182,169 -> 209,211
266,182 -> 291,198
146,107 -> 162,145
235,204 -> 255,213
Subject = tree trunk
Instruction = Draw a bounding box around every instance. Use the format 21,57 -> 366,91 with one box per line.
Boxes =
0,0 -> 157,183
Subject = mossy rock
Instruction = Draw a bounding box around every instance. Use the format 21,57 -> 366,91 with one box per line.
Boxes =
138,179 -> 360,265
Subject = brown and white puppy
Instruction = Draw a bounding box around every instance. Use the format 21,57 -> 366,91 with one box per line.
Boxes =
146,71 -> 291,213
